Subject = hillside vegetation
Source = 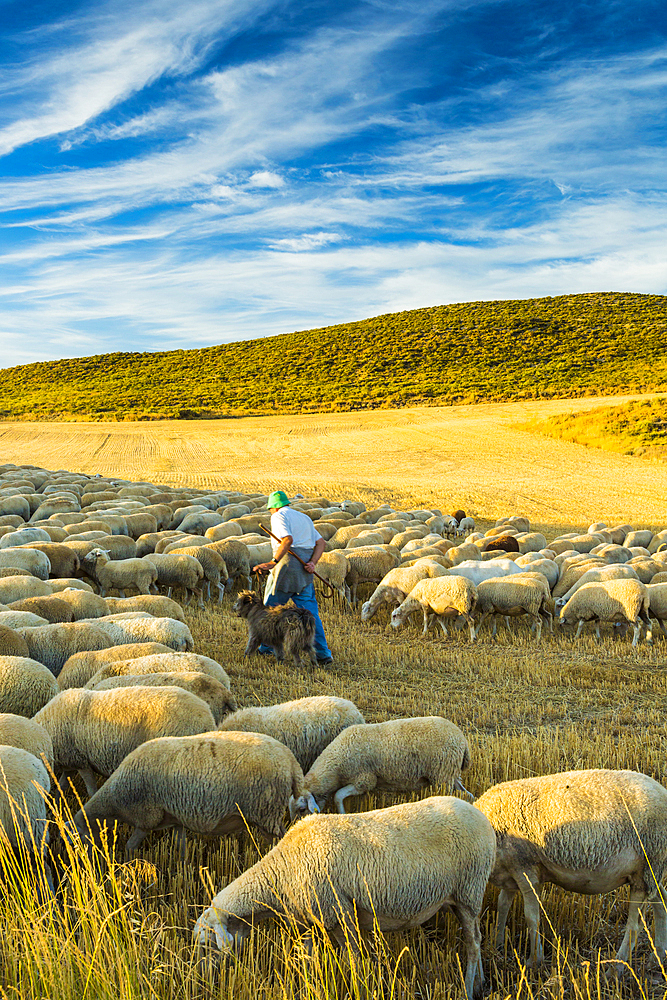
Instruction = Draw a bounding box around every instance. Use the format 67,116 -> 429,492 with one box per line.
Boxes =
524,396 -> 667,462
2,291 -> 667,420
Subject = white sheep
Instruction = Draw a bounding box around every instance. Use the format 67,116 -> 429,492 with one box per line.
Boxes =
91,671 -> 236,723
218,696 -> 365,773
292,716 -> 470,815
74,730 -> 304,858
474,575 -> 552,640
361,563 -> 448,622
390,576 -> 477,640
17,622 -> 114,676
0,575 -> 53,605
344,547 -> 401,606
82,547 -> 158,598
77,614 -> 194,652
0,746 -> 54,897
0,527 -> 51,548
104,595 -> 186,621
0,548 -> 51,580
647,582 -> 667,638
554,564 -> 639,610
456,516 -> 475,537
0,713 -> 54,770
83,651 -> 231,690
0,655 -> 59,716
448,559 -> 525,588
476,769 -> 667,966
34,685 -> 216,798
559,579 -> 652,645
143,552 -> 204,605
195,796 -> 495,1000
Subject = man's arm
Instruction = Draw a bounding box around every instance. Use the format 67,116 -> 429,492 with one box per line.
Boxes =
304,537 -> 326,573
254,534 -> 292,574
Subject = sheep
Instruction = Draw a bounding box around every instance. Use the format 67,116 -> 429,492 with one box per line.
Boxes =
514,555 -> 559,590
46,587 -> 108,620
0,575 -> 54,606
484,534 -> 520,553
344,548 -> 400,606
82,548 -> 158,598
135,531 -> 182,556
204,522 -> 243,542
457,516 -> 475,537
0,746 -> 54,897
647,582 -> 667,638
554,564 -> 640,611
83,652 -> 231,691
78,614 -> 194,653
91,671 -> 236,724
447,543 -> 481,565
0,610 -> 50,629
476,769 -> 667,967
0,626 -> 30,658
0,655 -> 59,717
0,548 -> 51,580
21,542 -> 80,579
9,595 -> 75,623
361,563 -> 448,622
160,534 -> 207,554
104,595 -> 186,622
559,579 -> 652,645
390,576 -> 477,640
143,552 -> 204,605
233,590 -> 317,669
74,730 -> 305,859
195,796 -> 495,1000
628,557 -> 663,583
473,575 -> 552,640
165,545 -> 228,601
0,713 -> 54,770
58,642 -> 174,689
34,686 -> 216,798
292,716 -> 470,815
311,550 -> 350,605
16,622 -> 114,676
624,529 -> 653,549
219,696 -> 365,773
0,527 -> 52,548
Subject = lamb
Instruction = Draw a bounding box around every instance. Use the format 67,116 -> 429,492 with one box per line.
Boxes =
17,622 -> 114,676
360,563 -> 448,622
0,548 -> 51,580
77,614 -> 194,652
292,716 -> 471,815
0,746 -> 54,897
0,713 -> 54,769
81,548 -> 158,598
473,575 -> 552,640
104,595 -> 186,621
83,651 -> 231,691
457,516 -> 475,537
195,796 -> 495,1000
559,579 -> 652,645
390,576 -> 477,640
34,685 -> 216,797
143,552 -> 204,605
476,769 -> 667,967
233,590 -> 316,669
74,730 -> 304,858
218,696 -> 365,772
0,654 -> 58,715
91,671 -> 236,724
344,547 -> 400,606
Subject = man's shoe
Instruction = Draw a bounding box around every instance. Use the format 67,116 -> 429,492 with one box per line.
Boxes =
317,657 -> 334,666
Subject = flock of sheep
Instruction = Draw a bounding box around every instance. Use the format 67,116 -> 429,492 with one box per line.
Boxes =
0,462 -> 666,998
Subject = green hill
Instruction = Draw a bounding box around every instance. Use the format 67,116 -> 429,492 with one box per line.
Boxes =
2,291 -> 667,421
523,396 -> 667,462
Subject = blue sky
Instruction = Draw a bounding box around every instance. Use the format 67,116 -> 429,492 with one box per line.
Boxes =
1,0 -> 666,367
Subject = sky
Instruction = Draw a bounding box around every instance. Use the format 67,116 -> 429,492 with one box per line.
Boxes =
1,0 -> 666,367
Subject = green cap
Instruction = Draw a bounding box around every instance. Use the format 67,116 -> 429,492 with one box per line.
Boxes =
267,490 -> 291,510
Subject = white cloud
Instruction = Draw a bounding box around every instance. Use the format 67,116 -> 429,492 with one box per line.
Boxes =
247,170 -> 284,188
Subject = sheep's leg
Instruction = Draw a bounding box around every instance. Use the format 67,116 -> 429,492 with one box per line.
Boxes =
640,609 -> 653,645
333,784 -> 360,814
436,617 -> 449,637
495,886 -> 516,947
631,619 -> 643,648
615,884 -> 648,962
421,608 -> 431,635
529,613 -> 542,641
541,609 -> 553,634
516,872 -> 544,965
453,776 -> 474,801
463,614 -> 476,642
217,584 -> 225,603
594,622 -> 601,641
344,583 -> 352,607
491,617 -> 497,639
78,767 -> 99,798
574,619 -> 585,640
473,612 -> 489,640
124,827 -> 150,859
451,903 -> 483,1000
166,586 -> 173,598
658,617 -> 667,639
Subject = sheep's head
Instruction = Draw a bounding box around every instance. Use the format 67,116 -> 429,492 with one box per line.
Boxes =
83,548 -> 110,566
360,600 -> 374,622
390,606 -> 408,629
194,908 -> 251,951
288,792 -> 321,820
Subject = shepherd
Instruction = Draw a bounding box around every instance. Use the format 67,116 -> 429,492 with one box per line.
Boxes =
253,490 -> 334,665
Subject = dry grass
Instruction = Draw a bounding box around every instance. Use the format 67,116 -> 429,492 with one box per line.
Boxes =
2,391 -> 667,525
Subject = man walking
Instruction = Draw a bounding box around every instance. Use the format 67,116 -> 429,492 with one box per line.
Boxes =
253,490 -> 333,665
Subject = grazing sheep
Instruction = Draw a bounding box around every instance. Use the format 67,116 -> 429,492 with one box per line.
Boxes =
457,516 -> 475,537
78,614 -> 194,653
165,545 -> 228,602
83,652 -> 231,691
0,746 -> 54,897
0,626 -> 30,658
16,622 -> 113,676
448,559 -> 526,588
91,671 -> 236,724
104,595 -> 186,622
0,655 -> 58,716
361,563 -> 449,621
474,575 -> 552,640
390,576 -> 477,640
0,548 -> 51,580
21,542 -> 80,579
204,539 -> 252,591
233,591 -> 316,669
34,686 -> 216,797
9,595 -> 75,623
559,579 -> 652,645
476,769 -> 667,967
47,587 -> 108,620
82,548 -> 158,598
135,531 -> 182,556
0,713 -> 54,769
195,796 -> 495,1000
0,611 -> 50,629
74,730 -> 304,858
0,527 -> 51,548
161,534 -> 207,554
312,550 -> 350,605
484,535 -> 520,553
143,552 -> 204,605
0,575 -> 53,606
447,543 -> 482,565
647,582 -> 667,638
344,548 -> 401,606
292,716 -> 470,815
219,696 -> 365,772
204,522 -> 243,542
58,642 -> 174,689
554,564 -> 639,610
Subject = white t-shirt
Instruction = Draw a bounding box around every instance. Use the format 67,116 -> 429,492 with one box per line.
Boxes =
270,507 -> 321,555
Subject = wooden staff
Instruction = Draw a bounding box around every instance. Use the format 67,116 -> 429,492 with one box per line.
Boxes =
258,524 -> 335,599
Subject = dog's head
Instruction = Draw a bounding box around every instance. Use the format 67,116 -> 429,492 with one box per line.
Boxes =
232,590 -> 260,617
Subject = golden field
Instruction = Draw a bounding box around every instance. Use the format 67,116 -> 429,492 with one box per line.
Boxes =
2,391 -> 667,526
2,398 -> 667,999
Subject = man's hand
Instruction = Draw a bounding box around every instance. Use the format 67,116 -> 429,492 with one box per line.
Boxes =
253,562 -> 274,575
304,561 -> 316,573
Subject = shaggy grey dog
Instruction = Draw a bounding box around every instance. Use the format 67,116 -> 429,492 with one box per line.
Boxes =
233,591 -> 317,669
